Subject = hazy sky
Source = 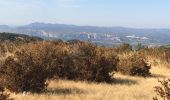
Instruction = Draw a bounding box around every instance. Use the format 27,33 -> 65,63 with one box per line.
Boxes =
0,0 -> 170,28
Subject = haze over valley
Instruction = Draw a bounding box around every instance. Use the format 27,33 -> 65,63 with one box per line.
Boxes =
0,22 -> 170,46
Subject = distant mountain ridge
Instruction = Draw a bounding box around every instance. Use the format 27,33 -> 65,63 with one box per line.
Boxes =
0,22 -> 170,46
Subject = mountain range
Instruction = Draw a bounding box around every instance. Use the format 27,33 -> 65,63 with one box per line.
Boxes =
0,22 -> 170,46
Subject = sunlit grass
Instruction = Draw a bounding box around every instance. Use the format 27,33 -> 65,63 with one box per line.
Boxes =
11,66 -> 170,100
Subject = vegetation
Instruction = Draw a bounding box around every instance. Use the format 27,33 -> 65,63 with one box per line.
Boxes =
115,43 -> 132,53
0,84 -> 11,100
0,33 -> 170,100
117,52 -> 151,77
0,42 -> 67,93
153,79 -> 170,100
139,46 -> 170,68
0,32 -> 42,43
135,43 -> 145,51
0,40 -> 118,93
59,42 -> 118,82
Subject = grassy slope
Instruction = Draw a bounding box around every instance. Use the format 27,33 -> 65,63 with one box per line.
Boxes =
1,33 -> 168,100
11,66 -> 170,100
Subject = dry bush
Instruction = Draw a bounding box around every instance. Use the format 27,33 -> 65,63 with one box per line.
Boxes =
115,43 -> 133,54
0,41 -> 68,93
0,83 -> 11,100
0,43 -> 6,55
0,42 -> 19,53
153,79 -> 170,100
0,42 -> 17,57
117,52 -> 151,77
140,47 -> 170,68
58,42 -> 118,82
0,40 -> 118,94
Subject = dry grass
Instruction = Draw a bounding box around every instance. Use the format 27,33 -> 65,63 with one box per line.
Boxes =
10,65 -> 170,100
147,56 -> 170,68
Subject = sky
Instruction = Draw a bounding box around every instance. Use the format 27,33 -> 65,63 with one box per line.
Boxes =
0,0 -> 170,28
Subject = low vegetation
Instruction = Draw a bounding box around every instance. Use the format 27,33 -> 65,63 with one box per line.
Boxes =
153,79 -> 170,100
60,42 -> 118,82
0,42 -> 67,93
0,41 -> 118,93
117,52 -> 151,77
0,33 -> 170,100
139,46 -> 170,68
0,32 -> 42,43
0,83 -> 11,100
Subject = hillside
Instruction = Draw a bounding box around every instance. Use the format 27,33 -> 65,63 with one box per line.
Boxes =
0,23 -> 170,46
0,32 -> 43,42
0,40 -> 169,100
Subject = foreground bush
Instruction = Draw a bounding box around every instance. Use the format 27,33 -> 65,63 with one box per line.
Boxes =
58,42 -> 118,82
0,42 -> 17,57
0,41 -> 118,94
1,41 -> 68,93
0,84 -> 11,100
117,52 -> 151,77
153,79 -> 170,100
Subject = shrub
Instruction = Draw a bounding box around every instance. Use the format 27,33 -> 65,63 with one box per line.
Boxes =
0,83 -> 11,100
0,43 -> 6,55
117,52 -> 151,77
1,41 -> 68,93
135,43 -> 145,51
116,43 -> 133,53
140,47 -> 170,68
58,42 -> 118,82
0,42 -> 17,57
153,79 -> 170,100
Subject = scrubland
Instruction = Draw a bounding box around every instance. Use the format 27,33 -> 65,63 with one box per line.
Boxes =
0,40 -> 169,100
10,65 -> 170,100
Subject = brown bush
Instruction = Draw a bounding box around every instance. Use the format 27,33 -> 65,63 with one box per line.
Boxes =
0,40 -> 118,94
1,41 -> 68,93
117,52 -> 151,77
140,47 -> 170,68
58,42 -> 118,82
0,83 -> 11,100
153,79 -> 170,100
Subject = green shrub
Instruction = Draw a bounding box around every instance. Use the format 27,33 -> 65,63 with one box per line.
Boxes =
116,43 -> 133,53
135,43 -> 145,51
117,52 -> 151,77
1,41 -> 68,93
